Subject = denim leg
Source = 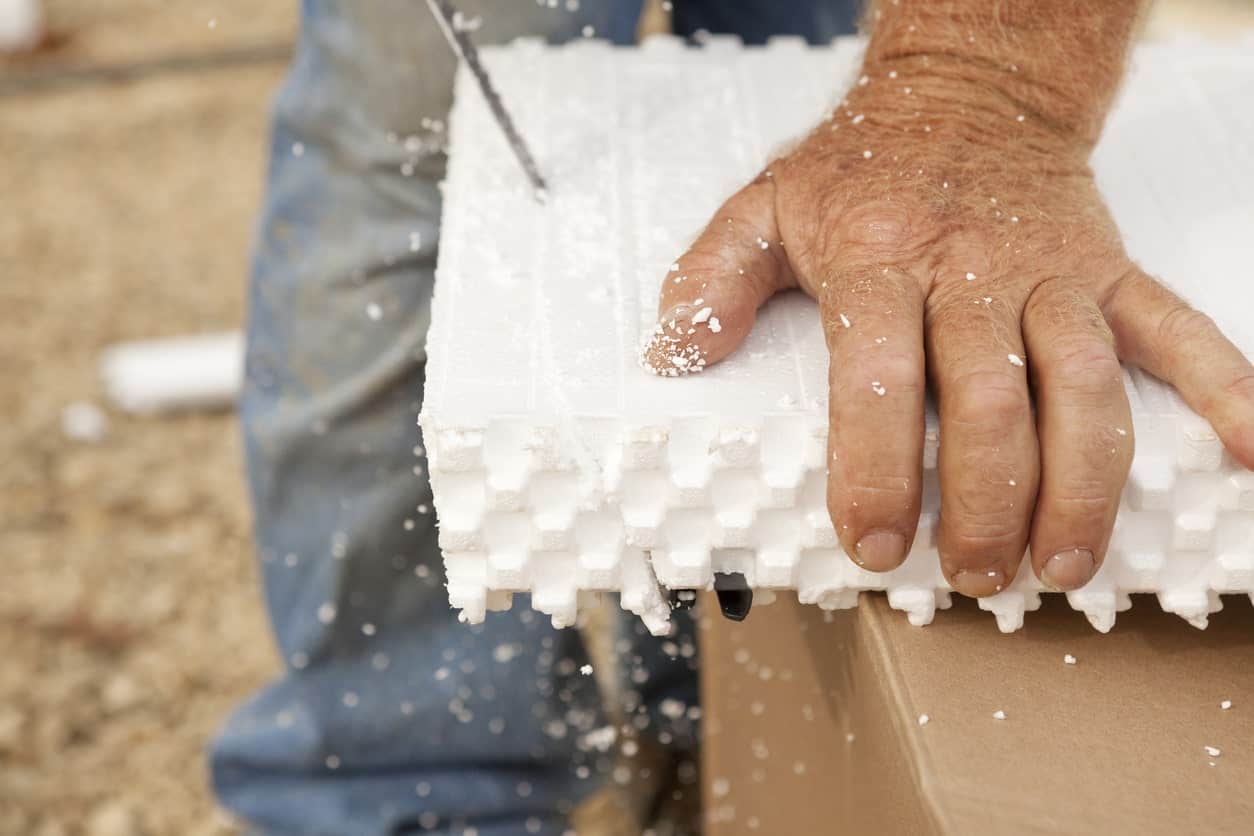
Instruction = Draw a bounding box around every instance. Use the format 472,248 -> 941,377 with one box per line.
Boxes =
209,3 -> 652,836
671,0 -> 861,44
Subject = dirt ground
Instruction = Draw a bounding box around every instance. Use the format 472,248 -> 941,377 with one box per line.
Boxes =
3,2 -> 1254,835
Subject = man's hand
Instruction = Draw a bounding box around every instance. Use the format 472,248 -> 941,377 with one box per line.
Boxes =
642,0 -> 1254,597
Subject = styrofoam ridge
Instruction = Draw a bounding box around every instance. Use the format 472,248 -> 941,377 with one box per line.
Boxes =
425,37 -> 1254,635
427,368 -> 1254,636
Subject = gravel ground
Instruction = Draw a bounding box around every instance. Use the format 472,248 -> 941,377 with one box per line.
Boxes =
1,3 -> 292,833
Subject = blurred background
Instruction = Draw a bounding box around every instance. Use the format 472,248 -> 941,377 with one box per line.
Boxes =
2,3 -> 291,835
2,1 -> 1253,835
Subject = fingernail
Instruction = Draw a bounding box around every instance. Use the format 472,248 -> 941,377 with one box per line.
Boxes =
1040,548 -> 1095,591
855,530 -> 907,571
950,567 -> 1007,598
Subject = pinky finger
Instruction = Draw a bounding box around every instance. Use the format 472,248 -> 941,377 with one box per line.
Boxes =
1102,268 -> 1254,468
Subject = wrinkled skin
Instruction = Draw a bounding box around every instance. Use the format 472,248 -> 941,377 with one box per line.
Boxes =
644,65 -> 1254,598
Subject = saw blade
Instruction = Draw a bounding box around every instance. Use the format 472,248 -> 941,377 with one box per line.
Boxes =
425,0 -> 548,197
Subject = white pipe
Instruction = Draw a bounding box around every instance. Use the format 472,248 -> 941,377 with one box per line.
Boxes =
100,331 -> 244,414
0,0 -> 42,52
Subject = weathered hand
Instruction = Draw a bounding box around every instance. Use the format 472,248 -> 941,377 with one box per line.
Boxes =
643,46 -> 1254,598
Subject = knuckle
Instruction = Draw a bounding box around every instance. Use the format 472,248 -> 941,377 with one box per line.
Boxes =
1049,477 -> 1117,521
927,294 -> 1010,345
846,472 -> 918,503
1025,280 -> 1088,327
1156,304 -> 1215,347
1049,339 -> 1123,398
946,370 -> 1032,428
676,244 -> 739,279
836,348 -> 923,396
1223,371 -> 1254,404
942,516 -> 1025,558
943,479 -> 1029,553
836,203 -> 935,260
829,468 -> 918,513
1086,424 -> 1136,473
839,204 -> 913,249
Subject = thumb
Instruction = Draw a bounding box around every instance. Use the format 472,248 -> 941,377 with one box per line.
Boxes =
641,173 -> 795,376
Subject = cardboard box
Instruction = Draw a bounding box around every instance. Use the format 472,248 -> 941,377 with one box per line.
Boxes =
701,593 -> 1254,834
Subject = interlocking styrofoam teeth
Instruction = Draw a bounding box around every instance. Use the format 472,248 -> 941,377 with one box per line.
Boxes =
421,35 -> 1254,636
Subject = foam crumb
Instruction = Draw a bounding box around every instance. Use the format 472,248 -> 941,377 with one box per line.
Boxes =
61,401 -> 108,443
639,324 -> 707,377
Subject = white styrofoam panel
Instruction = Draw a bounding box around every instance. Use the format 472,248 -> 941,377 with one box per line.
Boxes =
422,35 -> 1254,635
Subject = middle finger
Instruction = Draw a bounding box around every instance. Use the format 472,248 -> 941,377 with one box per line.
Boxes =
928,288 -> 1039,597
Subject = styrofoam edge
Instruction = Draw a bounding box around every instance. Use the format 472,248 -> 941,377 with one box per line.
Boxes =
421,398 -> 1254,637
443,550 -> 1250,637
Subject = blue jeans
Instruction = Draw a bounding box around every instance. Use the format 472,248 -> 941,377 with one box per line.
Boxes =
210,2 -> 858,834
